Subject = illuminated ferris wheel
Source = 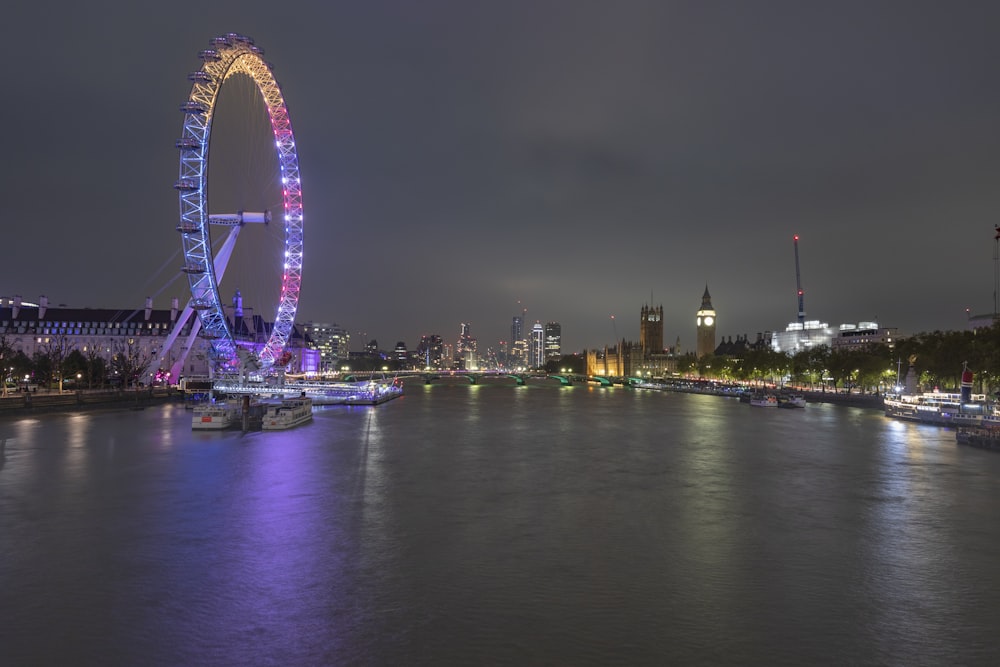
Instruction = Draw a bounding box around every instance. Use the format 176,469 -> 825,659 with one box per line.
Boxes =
174,33 -> 302,371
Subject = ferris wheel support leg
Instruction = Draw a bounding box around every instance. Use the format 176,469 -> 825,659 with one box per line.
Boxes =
164,226 -> 243,382
155,300 -> 195,383
211,225 -> 242,281
169,317 -> 203,382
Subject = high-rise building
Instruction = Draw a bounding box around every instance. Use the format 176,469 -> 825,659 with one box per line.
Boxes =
416,334 -> 444,368
511,315 -> 526,366
530,321 -> 545,367
695,286 -> 717,358
457,322 -> 477,369
639,304 -> 663,356
544,322 -> 561,361
303,322 -> 350,372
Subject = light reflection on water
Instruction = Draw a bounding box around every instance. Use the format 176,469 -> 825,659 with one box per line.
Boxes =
3,387 -> 1000,665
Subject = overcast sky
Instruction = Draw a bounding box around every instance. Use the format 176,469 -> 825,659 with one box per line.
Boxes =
4,1 -> 1000,353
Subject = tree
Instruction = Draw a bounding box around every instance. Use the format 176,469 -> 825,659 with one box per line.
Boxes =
110,338 -> 154,389
40,335 -> 76,392
82,340 -> 108,389
0,333 -> 12,397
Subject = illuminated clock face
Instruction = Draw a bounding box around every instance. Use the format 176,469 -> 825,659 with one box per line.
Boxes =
696,316 -> 702,326
704,316 -> 714,326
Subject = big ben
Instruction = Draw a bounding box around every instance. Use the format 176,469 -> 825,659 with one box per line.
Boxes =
695,285 -> 716,358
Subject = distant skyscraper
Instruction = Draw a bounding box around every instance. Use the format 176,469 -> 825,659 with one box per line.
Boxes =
416,334 -> 444,368
530,321 -> 545,367
457,322 -> 477,369
544,322 -> 561,361
511,314 -> 527,366
696,286 -> 717,358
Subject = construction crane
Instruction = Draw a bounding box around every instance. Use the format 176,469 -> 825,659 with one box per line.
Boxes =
793,235 -> 805,324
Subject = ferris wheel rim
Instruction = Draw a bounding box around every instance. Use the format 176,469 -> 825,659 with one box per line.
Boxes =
175,32 -> 303,371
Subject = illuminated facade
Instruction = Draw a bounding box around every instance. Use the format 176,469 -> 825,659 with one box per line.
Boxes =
457,322 -> 477,369
770,320 -> 835,354
696,286 -> 716,358
303,322 -> 350,372
544,322 -> 561,361
0,296 -> 315,384
530,322 -> 545,368
416,334 -> 444,368
511,314 -> 527,367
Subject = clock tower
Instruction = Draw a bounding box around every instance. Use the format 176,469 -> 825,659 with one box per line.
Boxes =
695,285 -> 716,358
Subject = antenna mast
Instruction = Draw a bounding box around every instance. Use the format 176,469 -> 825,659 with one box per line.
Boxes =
793,235 -> 805,324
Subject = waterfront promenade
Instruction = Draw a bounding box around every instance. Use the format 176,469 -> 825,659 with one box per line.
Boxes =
0,387 -> 180,417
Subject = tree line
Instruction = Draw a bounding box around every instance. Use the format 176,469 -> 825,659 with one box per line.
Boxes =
0,334 -> 155,394
672,323 -> 1000,395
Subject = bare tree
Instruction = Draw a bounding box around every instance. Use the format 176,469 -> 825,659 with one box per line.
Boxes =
41,335 -> 76,392
0,333 -> 12,397
111,337 -> 154,389
82,340 -> 108,389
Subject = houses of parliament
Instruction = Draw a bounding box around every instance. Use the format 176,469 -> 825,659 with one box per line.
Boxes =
584,286 -> 719,377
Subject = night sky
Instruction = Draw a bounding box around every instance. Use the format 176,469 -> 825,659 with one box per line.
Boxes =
4,1 -> 1000,354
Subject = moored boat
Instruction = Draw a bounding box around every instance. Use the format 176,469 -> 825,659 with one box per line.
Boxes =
192,402 -> 238,430
883,392 -> 989,427
261,396 -> 313,430
884,362 -> 992,427
749,393 -> 779,407
777,394 -> 807,409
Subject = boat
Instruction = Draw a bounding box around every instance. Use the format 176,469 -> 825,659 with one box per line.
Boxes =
884,362 -> 992,427
192,402 -> 239,430
883,391 -> 990,426
261,396 -> 313,430
749,393 -> 779,407
777,394 -> 807,409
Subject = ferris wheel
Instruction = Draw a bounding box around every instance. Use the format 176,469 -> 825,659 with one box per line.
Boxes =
173,33 -> 302,372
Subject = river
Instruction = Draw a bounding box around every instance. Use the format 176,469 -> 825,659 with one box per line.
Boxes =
2,382 -> 1000,665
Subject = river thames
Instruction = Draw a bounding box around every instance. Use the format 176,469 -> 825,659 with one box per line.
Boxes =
3,382 -> 1000,666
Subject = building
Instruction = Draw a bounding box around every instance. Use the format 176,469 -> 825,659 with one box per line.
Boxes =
830,323 -> 900,352
457,322 -> 477,369
770,320 -> 835,354
511,314 -> 527,367
530,322 -> 545,368
582,303 -> 680,379
543,322 -> 561,361
416,334 -> 444,369
0,295 -> 315,385
695,286 -> 716,358
302,322 -> 350,373
585,341 -> 641,377
640,304 -> 663,356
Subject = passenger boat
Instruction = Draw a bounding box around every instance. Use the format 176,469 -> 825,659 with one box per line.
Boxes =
884,363 -> 993,427
883,392 -> 990,427
261,396 -> 313,430
192,402 -> 238,430
749,393 -> 779,407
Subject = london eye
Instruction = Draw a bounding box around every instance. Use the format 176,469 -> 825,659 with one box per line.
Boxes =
173,33 -> 303,374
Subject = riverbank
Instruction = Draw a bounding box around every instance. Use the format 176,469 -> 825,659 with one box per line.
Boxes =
634,380 -> 885,410
0,388 -> 181,417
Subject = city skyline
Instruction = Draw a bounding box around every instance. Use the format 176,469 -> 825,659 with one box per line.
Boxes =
4,3 -> 1000,353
